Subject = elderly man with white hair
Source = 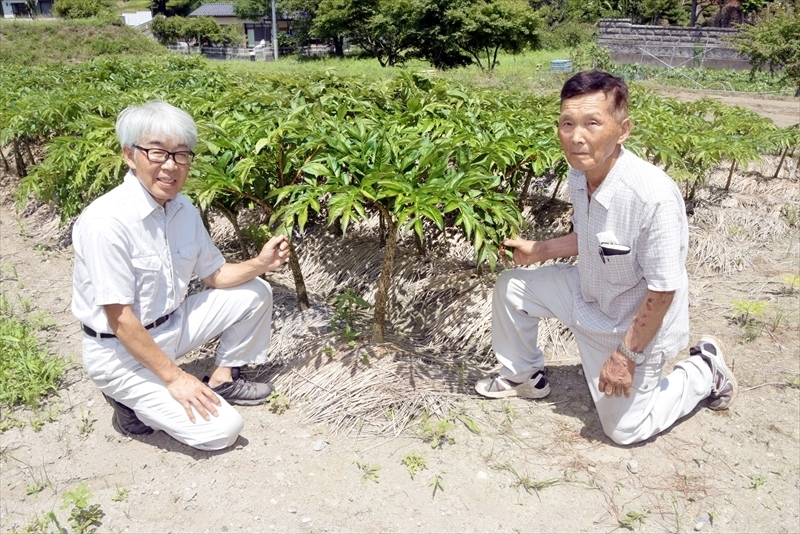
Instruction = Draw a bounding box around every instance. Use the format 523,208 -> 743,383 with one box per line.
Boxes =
72,101 -> 289,451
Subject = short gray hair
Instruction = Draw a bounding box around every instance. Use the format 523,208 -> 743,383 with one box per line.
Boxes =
115,101 -> 198,150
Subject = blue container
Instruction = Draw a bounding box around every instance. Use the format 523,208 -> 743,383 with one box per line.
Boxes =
550,59 -> 573,73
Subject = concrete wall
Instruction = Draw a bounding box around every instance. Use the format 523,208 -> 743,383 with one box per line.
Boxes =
598,18 -> 751,70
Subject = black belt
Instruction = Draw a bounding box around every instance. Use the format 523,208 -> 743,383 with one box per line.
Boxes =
82,314 -> 171,339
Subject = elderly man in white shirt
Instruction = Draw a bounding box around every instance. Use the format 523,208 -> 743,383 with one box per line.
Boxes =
72,101 -> 290,451
475,71 -> 737,445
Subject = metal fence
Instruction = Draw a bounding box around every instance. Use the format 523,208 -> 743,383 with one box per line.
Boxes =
166,44 -> 332,61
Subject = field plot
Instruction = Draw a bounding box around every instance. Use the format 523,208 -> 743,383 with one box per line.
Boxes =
1,56 -> 799,533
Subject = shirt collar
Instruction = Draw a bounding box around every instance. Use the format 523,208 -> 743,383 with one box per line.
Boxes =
122,171 -> 180,220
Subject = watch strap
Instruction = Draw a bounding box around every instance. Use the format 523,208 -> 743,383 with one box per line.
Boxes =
617,342 -> 645,364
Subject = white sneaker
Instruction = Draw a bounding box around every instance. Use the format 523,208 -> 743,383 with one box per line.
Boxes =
475,370 -> 550,399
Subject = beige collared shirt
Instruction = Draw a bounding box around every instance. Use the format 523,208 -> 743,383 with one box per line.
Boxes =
72,172 -> 225,334
568,147 -> 690,357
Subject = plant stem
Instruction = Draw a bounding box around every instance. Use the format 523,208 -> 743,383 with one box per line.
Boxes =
287,243 -> 310,311
724,159 -> 737,191
372,209 -> 397,344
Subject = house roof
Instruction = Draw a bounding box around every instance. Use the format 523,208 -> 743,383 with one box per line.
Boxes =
188,3 -> 237,17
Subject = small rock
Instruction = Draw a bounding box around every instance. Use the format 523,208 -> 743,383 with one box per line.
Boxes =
221,527 -> 228,532
301,518 -> 311,524
577,368 -> 584,376
579,405 -> 590,413
476,471 -> 488,480
288,507 -> 297,514
693,515 -> 711,531
627,460 -> 639,474
270,498 -> 278,505
153,490 -> 160,495
86,400 -> 94,407
313,440 -> 327,452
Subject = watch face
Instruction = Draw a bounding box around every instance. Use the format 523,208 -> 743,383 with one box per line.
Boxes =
635,353 -> 645,364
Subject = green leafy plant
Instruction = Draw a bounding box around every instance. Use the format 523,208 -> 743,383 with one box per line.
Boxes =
267,390 -> 290,415
0,294 -> 65,420
492,463 -> 559,498
618,508 -> 650,531
330,288 -> 372,346
401,452 -> 427,479
78,408 -> 94,436
418,412 -> 455,449
111,488 -> 129,502
731,298 -> 768,342
59,483 -> 104,534
356,461 -> 381,484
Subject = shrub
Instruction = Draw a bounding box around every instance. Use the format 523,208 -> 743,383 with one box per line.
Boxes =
52,0 -> 113,19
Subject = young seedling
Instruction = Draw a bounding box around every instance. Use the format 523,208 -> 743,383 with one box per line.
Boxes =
430,473 -> 444,498
59,483 -> 104,534
401,452 -> 427,479
492,463 -> 559,500
356,462 -> 380,484
747,473 -> 767,489
111,488 -> 129,502
267,391 -> 290,415
418,412 -> 455,449
731,298 -> 767,342
78,408 -> 94,436
618,508 -> 650,531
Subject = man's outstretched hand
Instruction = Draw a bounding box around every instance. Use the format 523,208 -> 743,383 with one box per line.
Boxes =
598,350 -> 636,397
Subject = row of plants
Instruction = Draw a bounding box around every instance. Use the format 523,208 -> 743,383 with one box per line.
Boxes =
1,55 -> 797,342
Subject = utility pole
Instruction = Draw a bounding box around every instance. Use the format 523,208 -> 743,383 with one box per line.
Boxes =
271,0 -> 278,60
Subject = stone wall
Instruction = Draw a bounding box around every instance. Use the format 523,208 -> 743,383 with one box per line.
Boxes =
598,18 -> 751,70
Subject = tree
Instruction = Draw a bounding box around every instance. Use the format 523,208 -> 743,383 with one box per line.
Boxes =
447,0 -> 541,70
52,0 -> 112,18
733,2 -> 800,94
413,0 -> 472,69
151,14 -> 188,44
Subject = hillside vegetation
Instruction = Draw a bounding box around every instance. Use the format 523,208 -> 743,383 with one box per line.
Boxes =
0,19 -> 164,65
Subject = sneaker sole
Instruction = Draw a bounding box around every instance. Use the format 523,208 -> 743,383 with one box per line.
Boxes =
475,381 -> 551,400
700,335 -> 738,411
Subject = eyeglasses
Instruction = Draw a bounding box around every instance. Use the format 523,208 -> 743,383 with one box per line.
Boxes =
133,145 -> 195,165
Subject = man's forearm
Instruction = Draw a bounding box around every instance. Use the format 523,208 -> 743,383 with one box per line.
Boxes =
105,304 -> 182,384
534,232 -> 579,262
622,289 -> 675,353
203,258 -> 264,289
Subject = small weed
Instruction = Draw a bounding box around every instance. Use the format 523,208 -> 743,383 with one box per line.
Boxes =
111,488 -> 129,502
401,452 -> 427,479
430,472 -> 444,498
78,408 -> 94,436
780,273 -> 800,294
493,463 -> 559,499
356,461 -> 380,484
618,508 -> 650,531
731,298 -> 767,342
418,412 -> 455,449
747,473 -> 767,489
59,482 -> 104,534
502,401 -> 515,423
780,203 -> 798,227
13,513 -> 52,534
330,288 -> 371,345
787,376 -> 800,389
26,482 -> 45,497
323,346 -> 336,359
267,391 -> 290,415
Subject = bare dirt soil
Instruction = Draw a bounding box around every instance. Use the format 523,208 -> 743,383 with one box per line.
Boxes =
1,93 -> 799,534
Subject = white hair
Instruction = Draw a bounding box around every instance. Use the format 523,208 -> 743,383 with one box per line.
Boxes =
115,100 -> 198,150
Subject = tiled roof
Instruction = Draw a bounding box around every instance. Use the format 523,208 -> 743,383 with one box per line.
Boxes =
188,3 -> 237,17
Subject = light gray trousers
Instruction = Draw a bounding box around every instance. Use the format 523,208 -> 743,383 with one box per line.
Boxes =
82,278 -> 273,451
493,264 -> 712,445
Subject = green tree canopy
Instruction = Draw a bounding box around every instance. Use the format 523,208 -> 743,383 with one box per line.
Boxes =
52,0 -> 112,19
734,2 -> 800,94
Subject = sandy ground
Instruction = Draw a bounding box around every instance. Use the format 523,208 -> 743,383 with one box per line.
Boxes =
1,93 -> 799,534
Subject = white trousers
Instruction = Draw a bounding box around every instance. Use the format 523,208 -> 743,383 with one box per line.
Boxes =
82,278 -> 273,451
493,264 -> 713,445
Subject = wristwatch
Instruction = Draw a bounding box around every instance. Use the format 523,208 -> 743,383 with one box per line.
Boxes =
617,342 -> 645,365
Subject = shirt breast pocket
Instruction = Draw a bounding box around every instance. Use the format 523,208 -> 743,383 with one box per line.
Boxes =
174,243 -> 199,283
131,254 -> 162,304
602,252 -> 639,287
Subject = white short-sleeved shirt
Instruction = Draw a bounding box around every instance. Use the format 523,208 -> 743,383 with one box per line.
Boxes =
72,172 -> 226,334
568,147 -> 689,357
